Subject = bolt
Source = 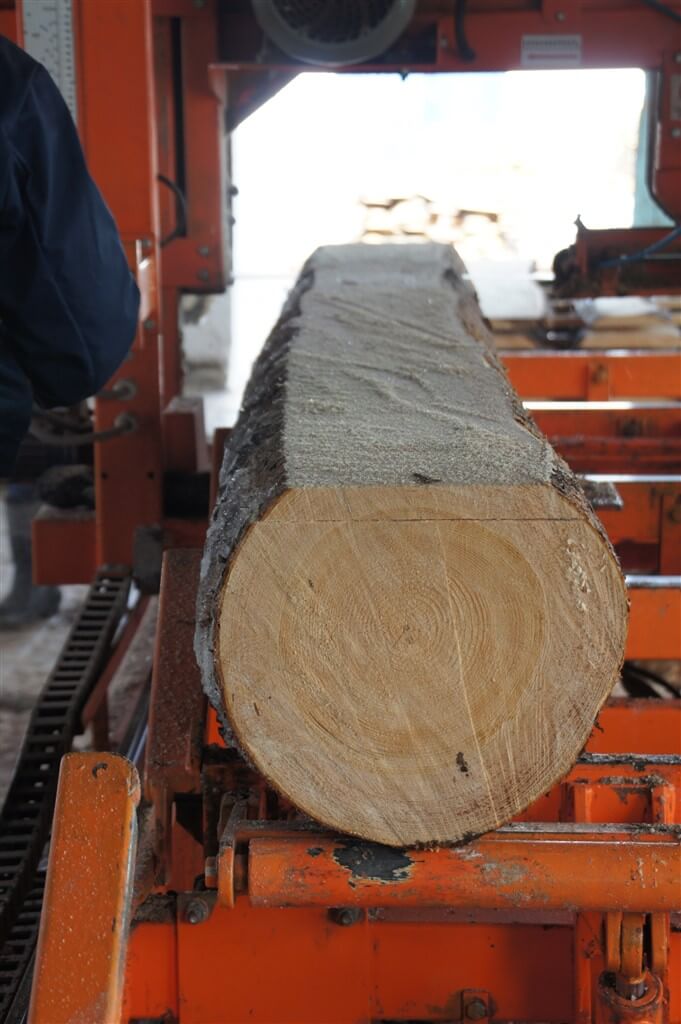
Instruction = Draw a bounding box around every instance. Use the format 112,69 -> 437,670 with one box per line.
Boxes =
439,36 -> 448,48
675,52 -> 681,64
466,998 -> 488,1021
197,245 -> 210,257
204,856 -> 217,883
620,417 -> 643,438
555,10 -> 566,20
672,127 -> 681,139
328,907 -> 363,927
185,898 -> 210,925
113,412 -> 138,434
111,378 -> 137,400
143,317 -> 156,331
140,237 -> 153,254
197,268 -> 210,282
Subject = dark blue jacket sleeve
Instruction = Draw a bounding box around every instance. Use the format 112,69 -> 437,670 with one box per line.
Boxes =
0,325 -> 32,473
0,39 -> 140,418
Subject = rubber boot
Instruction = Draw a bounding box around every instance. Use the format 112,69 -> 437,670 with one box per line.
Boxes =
0,494 -> 61,630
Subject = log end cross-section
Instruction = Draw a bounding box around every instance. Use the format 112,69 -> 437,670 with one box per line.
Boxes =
196,244 -> 628,847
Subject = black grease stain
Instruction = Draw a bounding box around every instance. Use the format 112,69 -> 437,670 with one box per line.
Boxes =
456,752 -> 470,775
411,472 -> 441,485
92,762 -> 108,778
307,847 -> 323,858
333,842 -> 413,883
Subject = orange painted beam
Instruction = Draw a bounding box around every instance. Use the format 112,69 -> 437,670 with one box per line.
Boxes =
504,352 -> 681,402
0,8 -> 19,42
32,510 -> 96,585
590,699 -> 681,755
627,586 -> 681,660
29,754 -> 140,1024
246,830 -> 680,913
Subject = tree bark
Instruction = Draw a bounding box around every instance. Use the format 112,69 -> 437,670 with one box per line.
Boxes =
195,243 -> 627,847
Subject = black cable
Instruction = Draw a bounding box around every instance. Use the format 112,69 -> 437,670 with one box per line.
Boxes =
640,0 -> 681,23
29,412 -> 137,446
31,406 -> 87,431
598,222 -> 681,269
157,173 -> 188,248
454,0 -> 476,62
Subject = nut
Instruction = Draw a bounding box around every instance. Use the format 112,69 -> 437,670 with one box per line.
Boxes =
466,998 -> 488,1020
328,907 -> 363,927
185,898 -> 210,925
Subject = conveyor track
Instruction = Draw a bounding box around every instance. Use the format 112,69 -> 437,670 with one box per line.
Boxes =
0,569 -> 130,1022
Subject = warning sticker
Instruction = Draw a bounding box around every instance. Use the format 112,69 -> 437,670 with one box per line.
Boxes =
521,35 -> 582,69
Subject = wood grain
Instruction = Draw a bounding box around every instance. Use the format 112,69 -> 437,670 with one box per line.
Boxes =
196,243 -> 628,846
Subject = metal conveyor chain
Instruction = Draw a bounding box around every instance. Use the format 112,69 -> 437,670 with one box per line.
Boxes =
0,569 -> 131,1022
0,880 -> 44,1024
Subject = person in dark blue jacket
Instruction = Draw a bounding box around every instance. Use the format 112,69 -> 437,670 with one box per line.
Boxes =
0,35 -> 140,625
0,35 -> 140,471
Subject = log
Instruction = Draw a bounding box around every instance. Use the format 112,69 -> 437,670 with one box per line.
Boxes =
195,243 -> 627,847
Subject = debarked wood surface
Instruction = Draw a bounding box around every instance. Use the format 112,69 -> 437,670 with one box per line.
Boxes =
196,243 -> 628,847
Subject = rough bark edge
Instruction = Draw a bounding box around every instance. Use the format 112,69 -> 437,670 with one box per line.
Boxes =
194,263 -> 315,736
196,246 -> 627,832
448,264 -> 616,550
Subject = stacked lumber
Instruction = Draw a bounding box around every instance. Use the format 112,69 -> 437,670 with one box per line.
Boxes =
196,244 -> 627,846
575,296 -> 681,349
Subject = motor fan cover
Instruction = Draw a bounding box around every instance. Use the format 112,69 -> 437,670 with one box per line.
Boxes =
251,0 -> 417,67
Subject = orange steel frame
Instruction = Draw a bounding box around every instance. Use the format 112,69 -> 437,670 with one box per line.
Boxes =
1,0 -> 677,1021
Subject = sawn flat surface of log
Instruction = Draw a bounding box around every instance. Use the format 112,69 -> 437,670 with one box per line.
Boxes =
196,243 -> 627,847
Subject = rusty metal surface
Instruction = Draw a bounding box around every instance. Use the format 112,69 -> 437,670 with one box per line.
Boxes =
243,828 -> 680,912
28,753 -> 140,1024
80,595 -> 154,751
145,549 -> 205,796
145,549 -> 205,885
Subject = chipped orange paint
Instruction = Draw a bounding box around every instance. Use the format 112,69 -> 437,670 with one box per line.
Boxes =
28,754 -> 140,1024
244,832 -> 681,913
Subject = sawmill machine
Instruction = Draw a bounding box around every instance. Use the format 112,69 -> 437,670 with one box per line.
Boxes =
0,1 -> 679,1022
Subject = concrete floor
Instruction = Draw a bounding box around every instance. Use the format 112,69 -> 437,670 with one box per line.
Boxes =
0,492 -> 86,805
